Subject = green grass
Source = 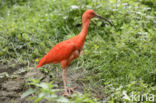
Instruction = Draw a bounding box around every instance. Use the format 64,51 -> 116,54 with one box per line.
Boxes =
0,0 -> 156,102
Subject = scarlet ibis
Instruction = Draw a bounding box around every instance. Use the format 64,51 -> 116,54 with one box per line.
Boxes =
37,9 -> 112,96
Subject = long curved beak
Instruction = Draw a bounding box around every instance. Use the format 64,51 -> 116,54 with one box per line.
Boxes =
95,14 -> 113,26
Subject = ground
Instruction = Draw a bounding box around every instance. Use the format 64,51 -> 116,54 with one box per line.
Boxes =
0,62 -> 95,103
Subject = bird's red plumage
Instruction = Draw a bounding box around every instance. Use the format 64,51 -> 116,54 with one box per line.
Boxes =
37,35 -> 84,69
36,9 -> 110,96
37,9 -> 95,69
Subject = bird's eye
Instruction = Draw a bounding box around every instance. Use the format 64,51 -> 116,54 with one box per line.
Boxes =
91,12 -> 95,16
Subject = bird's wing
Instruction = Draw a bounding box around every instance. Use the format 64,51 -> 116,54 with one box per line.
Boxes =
45,42 -> 77,63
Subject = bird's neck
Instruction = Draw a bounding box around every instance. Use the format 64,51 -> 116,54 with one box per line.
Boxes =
79,18 -> 91,42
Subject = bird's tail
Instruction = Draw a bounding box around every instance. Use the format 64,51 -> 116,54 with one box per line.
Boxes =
36,56 -> 46,68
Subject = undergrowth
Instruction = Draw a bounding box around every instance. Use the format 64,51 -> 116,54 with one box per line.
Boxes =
0,0 -> 156,102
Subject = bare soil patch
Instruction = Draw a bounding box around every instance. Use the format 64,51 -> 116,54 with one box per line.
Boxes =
0,63 -> 87,103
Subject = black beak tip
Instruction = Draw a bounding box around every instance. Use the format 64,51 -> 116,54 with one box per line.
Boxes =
95,14 -> 113,26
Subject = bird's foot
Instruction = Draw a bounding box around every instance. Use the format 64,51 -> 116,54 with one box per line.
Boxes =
63,91 -> 71,97
67,87 -> 74,93
63,86 -> 77,97
67,86 -> 77,94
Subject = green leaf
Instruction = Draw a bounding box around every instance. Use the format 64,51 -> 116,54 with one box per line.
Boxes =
56,97 -> 69,103
36,82 -> 49,89
21,88 -> 35,99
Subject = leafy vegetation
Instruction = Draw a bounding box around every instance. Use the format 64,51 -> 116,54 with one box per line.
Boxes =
0,0 -> 156,102
22,78 -> 97,103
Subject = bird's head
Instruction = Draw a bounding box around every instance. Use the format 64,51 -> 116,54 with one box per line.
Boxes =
83,9 -> 113,26
83,9 -> 96,19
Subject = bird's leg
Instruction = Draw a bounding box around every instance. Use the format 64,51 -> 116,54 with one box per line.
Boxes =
62,69 -> 76,96
62,69 -> 69,96
80,50 -> 83,56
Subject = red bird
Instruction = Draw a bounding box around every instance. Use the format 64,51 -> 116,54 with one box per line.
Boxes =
37,9 -> 112,96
